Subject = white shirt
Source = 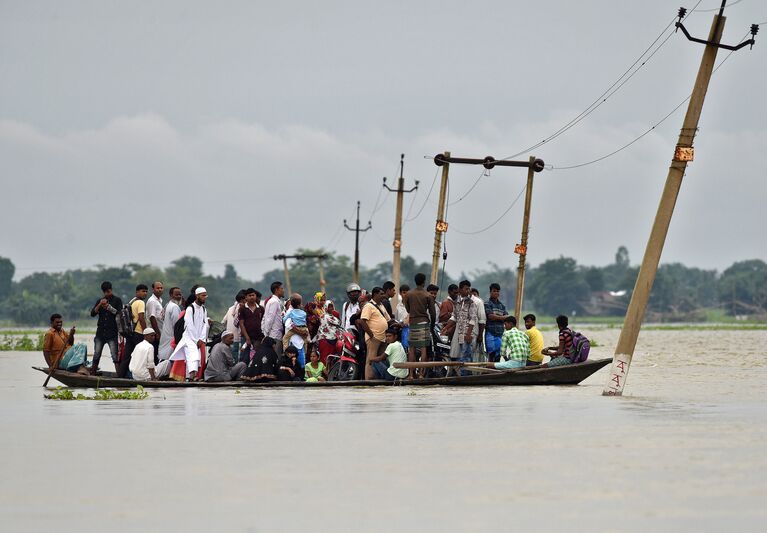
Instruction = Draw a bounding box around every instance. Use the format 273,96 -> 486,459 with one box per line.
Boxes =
472,295 -> 487,325
146,294 -> 164,332
342,301 -> 360,330
285,318 -> 305,349
222,302 -> 241,342
170,302 -> 209,364
129,339 -> 155,381
158,300 -> 181,360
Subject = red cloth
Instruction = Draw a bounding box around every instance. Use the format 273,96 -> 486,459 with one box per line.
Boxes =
168,341 -> 206,381
318,339 -> 337,365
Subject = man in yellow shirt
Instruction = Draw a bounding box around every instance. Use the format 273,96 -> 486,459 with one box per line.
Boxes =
118,284 -> 148,377
523,314 -> 544,366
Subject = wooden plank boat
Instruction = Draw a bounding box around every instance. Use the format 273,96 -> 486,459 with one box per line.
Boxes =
34,358 -> 611,388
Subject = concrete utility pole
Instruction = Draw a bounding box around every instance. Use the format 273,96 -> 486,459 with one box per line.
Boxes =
432,154 -> 545,306
383,154 -> 418,311
273,253 -> 329,296
603,3 -> 759,396
344,201 -> 372,284
430,151 -> 450,286
514,156 -> 537,321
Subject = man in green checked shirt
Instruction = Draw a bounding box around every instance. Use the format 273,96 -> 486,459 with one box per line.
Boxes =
482,316 -> 530,370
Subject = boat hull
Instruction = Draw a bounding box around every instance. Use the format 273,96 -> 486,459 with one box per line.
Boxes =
34,358 -> 612,388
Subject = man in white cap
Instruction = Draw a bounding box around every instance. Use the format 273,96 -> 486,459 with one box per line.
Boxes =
129,328 -> 158,381
169,286 -> 209,381
341,283 -> 362,331
204,331 -> 246,382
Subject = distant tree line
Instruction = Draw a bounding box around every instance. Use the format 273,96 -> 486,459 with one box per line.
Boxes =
0,246 -> 765,326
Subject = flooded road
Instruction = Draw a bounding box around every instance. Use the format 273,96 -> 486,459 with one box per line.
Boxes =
1,328 -> 765,532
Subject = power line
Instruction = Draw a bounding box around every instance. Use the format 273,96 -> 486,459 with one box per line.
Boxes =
550,29 -> 751,171
450,183 -> 528,235
697,0 -> 745,12
405,167 -> 439,221
499,5 -> 703,163
448,167 -> 487,206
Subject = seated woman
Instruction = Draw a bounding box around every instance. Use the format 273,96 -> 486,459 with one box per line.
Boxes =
43,314 -> 89,374
242,337 -> 279,382
276,346 -> 304,382
304,349 -> 326,382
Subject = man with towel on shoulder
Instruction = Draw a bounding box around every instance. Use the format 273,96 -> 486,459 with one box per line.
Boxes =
169,286 -> 209,381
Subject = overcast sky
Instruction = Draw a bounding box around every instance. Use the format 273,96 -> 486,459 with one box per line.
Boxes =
1,0 -> 765,282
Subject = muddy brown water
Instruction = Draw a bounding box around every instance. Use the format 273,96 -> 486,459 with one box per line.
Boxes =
1,328 -> 765,532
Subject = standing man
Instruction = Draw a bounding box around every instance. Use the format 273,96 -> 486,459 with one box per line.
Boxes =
223,290 -> 246,361
159,287 -> 183,361
426,284 -> 441,320
523,314 -> 545,366
146,281 -> 164,361
239,288 -> 264,358
169,287 -> 209,381
89,281 -> 122,374
403,274 -> 436,379
470,288 -> 487,357
381,281 -> 396,317
438,284 -> 459,333
359,287 -> 392,380
484,283 -> 508,363
261,281 -> 285,354
119,284 -> 148,378
340,283 -> 361,331
446,280 -> 478,373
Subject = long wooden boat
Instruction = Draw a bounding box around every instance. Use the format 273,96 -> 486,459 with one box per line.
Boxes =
34,358 -> 611,388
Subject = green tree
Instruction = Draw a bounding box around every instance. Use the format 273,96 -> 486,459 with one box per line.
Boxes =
0,256 -> 14,301
526,256 -> 590,316
718,259 -> 767,316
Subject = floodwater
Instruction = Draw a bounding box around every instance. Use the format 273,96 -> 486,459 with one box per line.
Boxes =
1,328 -> 766,532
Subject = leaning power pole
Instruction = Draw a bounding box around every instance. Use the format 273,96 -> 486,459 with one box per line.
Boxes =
344,201 -> 372,284
383,154 -> 418,311
603,3 -> 759,396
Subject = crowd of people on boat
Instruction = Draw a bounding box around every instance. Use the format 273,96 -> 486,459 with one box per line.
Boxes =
43,273 -> 585,382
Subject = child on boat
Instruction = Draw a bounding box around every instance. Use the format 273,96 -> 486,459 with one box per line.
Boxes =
304,349 -> 326,382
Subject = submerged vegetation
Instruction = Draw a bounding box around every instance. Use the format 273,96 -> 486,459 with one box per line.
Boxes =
45,385 -> 149,401
0,333 -> 43,351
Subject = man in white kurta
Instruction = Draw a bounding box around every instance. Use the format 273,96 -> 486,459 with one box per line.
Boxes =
158,287 -> 183,360
129,328 -> 158,381
170,287 -> 209,380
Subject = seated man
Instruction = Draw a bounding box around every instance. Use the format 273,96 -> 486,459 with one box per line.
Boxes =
43,313 -> 88,373
541,314 -> 574,367
242,337 -> 279,382
277,346 -> 304,382
129,328 -> 158,381
524,313 -> 545,366
205,331 -> 247,382
484,316 -> 530,370
369,327 -> 408,381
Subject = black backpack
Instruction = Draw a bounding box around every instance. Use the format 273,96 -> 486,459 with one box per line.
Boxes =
173,308 -> 189,344
117,297 -> 137,336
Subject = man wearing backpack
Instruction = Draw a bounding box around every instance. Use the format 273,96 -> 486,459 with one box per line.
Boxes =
542,314 -> 575,367
89,281 -> 123,374
117,284 -> 148,378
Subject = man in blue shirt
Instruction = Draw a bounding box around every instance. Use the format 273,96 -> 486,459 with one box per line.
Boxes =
483,283 -> 509,363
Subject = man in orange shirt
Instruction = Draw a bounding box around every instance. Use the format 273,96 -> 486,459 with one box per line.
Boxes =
43,313 -> 87,372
